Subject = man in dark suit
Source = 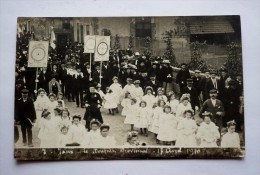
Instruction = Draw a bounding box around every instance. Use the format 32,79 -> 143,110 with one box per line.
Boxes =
59,61 -> 67,95
38,67 -> 50,93
181,79 -> 200,111
205,70 -> 220,100
15,89 -> 36,147
199,89 -> 225,129
176,63 -> 191,92
192,70 -> 202,94
102,61 -> 114,92
198,70 -> 211,102
146,73 -> 160,95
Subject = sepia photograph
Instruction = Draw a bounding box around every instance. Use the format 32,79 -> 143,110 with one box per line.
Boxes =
14,16 -> 245,160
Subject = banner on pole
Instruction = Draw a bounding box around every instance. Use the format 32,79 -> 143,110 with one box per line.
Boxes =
28,41 -> 49,67
84,35 -> 96,53
94,36 -> 110,61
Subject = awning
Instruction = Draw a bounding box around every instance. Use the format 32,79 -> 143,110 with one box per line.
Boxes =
190,18 -> 234,34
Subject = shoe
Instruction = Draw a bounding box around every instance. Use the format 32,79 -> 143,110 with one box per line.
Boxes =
28,144 -> 34,147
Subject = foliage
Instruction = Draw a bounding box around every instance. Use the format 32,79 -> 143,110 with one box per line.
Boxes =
144,36 -> 152,58
128,34 -> 134,50
162,30 -> 178,66
113,34 -> 121,51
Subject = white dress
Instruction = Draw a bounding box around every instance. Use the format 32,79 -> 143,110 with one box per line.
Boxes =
110,83 -> 123,104
38,118 -> 58,148
176,102 -> 192,118
57,133 -> 71,147
122,84 -> 135,97
135,107 -> 151,128
68,124 -> 86,145
149,107 -> 164,134
175,118 -> 197,147
197,122 -> 220,147
121,98 -> 132,116
48,101 -> 58,114
34,95 -> 50,127
221,132 -> 240,148
142,94 -> 156,109
167,99 -> 179,114
155,95 -> 167,103
96,89 -> 105,99
124,104 -> 139,125
59,117 -> 72,128
131,87 -> 144,102
157,113 -> 179,142
103,93 -> 117,109
94,135 -> 117,148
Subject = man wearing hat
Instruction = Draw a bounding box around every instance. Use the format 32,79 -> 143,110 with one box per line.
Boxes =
176,63 -> 191,92
73,65 -> 84,108
199,89 -> 225,129
192,70 -> 202,94
198,70 -> 211,101
83,84 -> 103,131
59,61 -> 68,95
15,89 -> 36,147
102,61 -> 113,92
147,61 -> 159,78
205,70 -> 220,100
218,69 -> 229,101
38,67 -> 50,94
146,73 -> 160,95
181,78 -> 200,111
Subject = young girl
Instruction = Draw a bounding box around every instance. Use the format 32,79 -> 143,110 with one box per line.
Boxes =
131,80 -> 144,102
60,108 -> 72,128
95,124 -> 116,147
175,110 -> 197,147
103,87 -> 117,115
142,86 -> 156,109
155,88 -> 167,102
121,92 -> 132,117
167,92 -> 179,115
221,120 -> 240,148
124,98 -> 138,131
57,92 -> 65,108
123,131 -> 141,147
176,95 -> 192,118
57,125 -> 71,147
48,93 -> 58,115
95,83 -> 105,100
69,115 -> 86,146
149,100 -> 165,140
196,111 -> 220,147
38,109 -> 58,148
135,101 -> 151,136
85,119 -> 101,147
157,105 -> 179,145
34,88 -> 50,127
109,76 -> 123,112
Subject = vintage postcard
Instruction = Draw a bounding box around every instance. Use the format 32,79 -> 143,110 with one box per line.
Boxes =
14,16 -> 244,160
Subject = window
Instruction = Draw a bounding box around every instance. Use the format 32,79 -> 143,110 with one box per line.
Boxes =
86,25 -> 90,35
80,25 -> 84,43
77,23 -> 79,42
62,22 -> 70,30
135,22 -> 152,38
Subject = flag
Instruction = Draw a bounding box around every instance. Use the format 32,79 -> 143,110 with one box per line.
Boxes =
50,26 -> 56,49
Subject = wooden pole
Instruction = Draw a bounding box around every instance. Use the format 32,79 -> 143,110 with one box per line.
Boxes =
35,67 -> 39,93
89,53 -> 92,79
99,61 -> 102,85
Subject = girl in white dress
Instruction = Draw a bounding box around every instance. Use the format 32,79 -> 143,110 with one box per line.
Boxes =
166,92 -> 179,115
142,86 -> 156,109
121,78 -> 135,98
124,98 -> 138,131
131,80 -> 144,102
149,100 -> 165,139
48,93 -> 58,115
95,83 -> 105,101
59,108 -> 72,128
221,120 -> 240,148
157,105 -> 179,145
197,112 -> 220,147
155,87 -> 167,102
57,125 -> 71,147
176,95 -> 192,118
103,87 -> 118,115
38,110 -> 58,148
57,92 -> 65,108
95,124 -> 116,147
69,115 -> 86,146
34,88 -> 50,127
121,92 -> 132,116
175,110 -> 197,147
109,76 -> 123,112
123,131 -> 142,147
84,119 -> 101,147
135,101 -> 151,136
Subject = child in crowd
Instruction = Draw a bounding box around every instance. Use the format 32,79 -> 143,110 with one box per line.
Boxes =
69,115 -> 86,146
121,92 -> 132,117
196,111 -> 220,147
124,98 -> 138,131
95,124 -> 116,147
95,83 -> 105,100
157,105 -> 179,145
103,87 -> 117,115
60,108 -> 71,128
85,119 -> 101,147
57,125 -> 71,147
176,95 -> 192,118
175,110 -> 197,147
48,93 -> 58,115
131,80 -> 144,102
123,131 -> 142,147
167,91 -> 179,115
149,99 -> 165,142
109,76 -> 123,113
57,92 -> 65,108
38,109 -> 58,148
57,100 -> 64,110
221,120 -> 240,148
142,86 -> 156,109
135,101 -> 150,136
155,88 -> 167,102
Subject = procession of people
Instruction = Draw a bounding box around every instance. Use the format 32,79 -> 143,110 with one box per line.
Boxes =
14,32 -> 244,148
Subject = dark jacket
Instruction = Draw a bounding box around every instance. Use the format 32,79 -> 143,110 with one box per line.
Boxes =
15,98 -> 36,127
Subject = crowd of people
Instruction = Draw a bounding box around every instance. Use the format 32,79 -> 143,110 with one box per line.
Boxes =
14,33 -> 244,148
